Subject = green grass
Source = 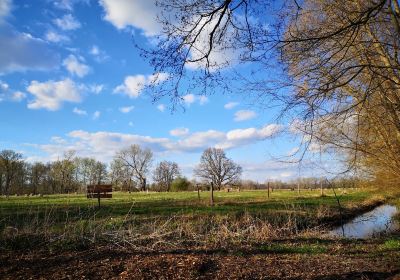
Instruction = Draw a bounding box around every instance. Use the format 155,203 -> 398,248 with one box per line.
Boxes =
0,189 -> 375,227
380,238 -> 400,251
0,188 -> 395,251
0,189 -> 380,226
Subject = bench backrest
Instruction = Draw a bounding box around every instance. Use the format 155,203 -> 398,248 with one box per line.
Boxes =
87,184 -> 112,198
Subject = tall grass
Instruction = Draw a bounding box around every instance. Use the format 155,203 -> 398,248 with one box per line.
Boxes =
0,188 -> 393,251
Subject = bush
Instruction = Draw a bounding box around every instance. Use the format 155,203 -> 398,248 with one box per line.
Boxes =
170,177 -> 191,192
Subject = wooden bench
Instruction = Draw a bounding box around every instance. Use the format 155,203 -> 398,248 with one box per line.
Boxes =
87,184 -> 112,206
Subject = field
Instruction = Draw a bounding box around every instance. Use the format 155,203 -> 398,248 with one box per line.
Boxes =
1,188 -> 400,279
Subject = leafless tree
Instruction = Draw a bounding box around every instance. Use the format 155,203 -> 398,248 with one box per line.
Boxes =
194,147 -> 242,204
141,0 -> 400,187
29,162 -> 48,195
116,145 -> 153,191
153,161 -> 180,191
0,150 -> 23,197
50,151 -> 78,193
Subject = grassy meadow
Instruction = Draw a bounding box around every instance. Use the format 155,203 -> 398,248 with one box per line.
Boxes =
1,188 -> 400,279
0,188 -> 396,251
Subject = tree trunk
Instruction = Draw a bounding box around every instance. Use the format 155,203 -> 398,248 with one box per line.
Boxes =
210,182 -> 214,206
320,181 -> 323,196
141,178 -> 146,191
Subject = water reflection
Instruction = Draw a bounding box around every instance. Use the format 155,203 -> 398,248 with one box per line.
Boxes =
330,205 -> 399,239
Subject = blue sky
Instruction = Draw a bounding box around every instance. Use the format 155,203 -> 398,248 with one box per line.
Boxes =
0,0 -> 334,182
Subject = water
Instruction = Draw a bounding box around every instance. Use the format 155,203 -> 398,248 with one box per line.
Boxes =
329,204 -> 399,239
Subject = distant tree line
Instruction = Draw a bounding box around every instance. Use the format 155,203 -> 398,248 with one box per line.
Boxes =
0,146 -> 358,196
0,146 -> 243,196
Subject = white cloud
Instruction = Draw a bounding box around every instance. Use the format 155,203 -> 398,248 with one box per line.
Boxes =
53,0 -> 90,11
72,107 -> 87,115
173,130 -> 226,151
218,124 -> 283,149
157,104 -> 165,112
0,80 -> 9,92
45,31 -> 69,43
90,45 -> 100,55
182,94 -> 195,105
234,110 -> 257,122
92,110 -> 100,120
99,0 -> 160,36
224,102 -> 239,110
53,14 -> 81,30
128,121 -> 133,127
114,75 -> 145,98
26,78 -> 82,111
183,15 -> 237,71
88,84 -> 104,94
89,45 -> 109,62
199,95 -> 208,105
0,24 -> 59,73
0,0 -> 12,21
114,73 -> 168,98
53,0 -> 74,10
63,55 -> 90,77
240,161 -> 300,181
182,94 -> 208,106
11,91 -> 26,102
0,80 -> 26,102
119,106 -> 134,113
170,127 -> 189,137
33,123 -> 282,161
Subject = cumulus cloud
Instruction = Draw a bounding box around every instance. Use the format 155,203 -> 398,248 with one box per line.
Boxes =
99,0 -> 160,36
0,24 -> 60,73
114,73 -> 168,98
63,55 -> 90,77
45,31 -> 69,43
33,123 -> 282,162
234,110 -> 257,122
182,94 -> 208,106
217,124 -> 283,149
72,107 -> 87,115
119,106 -> 134,113
169,127 -> 189,137
26,78 -> 82,111
224,102 -> 239,110
53,14 -> 81,30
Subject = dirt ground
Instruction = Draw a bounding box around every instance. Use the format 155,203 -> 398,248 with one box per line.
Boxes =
1,245 -> 399,280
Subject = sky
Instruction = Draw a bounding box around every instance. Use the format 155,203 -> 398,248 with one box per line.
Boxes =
0,0 -> 334,182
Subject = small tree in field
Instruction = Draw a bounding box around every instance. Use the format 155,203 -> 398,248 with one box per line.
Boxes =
153,161 -> 180,191
194,147 -> 242,205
